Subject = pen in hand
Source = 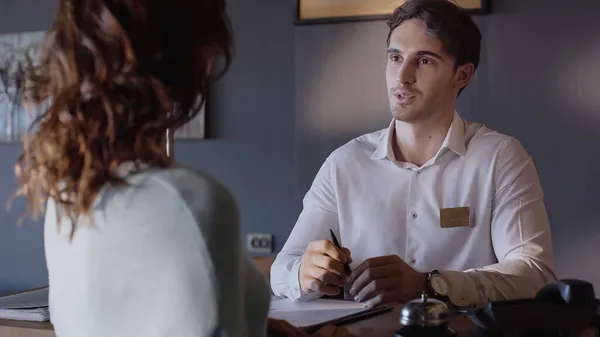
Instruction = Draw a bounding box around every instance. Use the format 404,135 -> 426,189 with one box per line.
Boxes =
329,229 -> 352,276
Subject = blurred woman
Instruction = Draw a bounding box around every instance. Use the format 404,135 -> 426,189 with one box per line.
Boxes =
13,0 -> 347,336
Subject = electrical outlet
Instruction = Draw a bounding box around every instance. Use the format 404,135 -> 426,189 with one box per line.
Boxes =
247,233 -> 273,253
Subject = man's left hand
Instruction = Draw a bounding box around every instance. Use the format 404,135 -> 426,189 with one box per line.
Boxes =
347,255 -> 426,307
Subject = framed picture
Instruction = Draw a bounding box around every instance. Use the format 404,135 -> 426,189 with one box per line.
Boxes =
296,0 -> 490,25
174,104 -> 206,139
0,31 -> 45,142
0,31 -> 207,143
166,103 -> 207,158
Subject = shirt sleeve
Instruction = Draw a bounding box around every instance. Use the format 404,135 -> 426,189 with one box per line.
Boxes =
270,155 -> 340,301
438,138 -> 556,308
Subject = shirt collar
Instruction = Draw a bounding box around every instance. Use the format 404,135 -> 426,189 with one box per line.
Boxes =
371,111 -> 466,161
370,119 -> 395,160
441,111 -> 467,157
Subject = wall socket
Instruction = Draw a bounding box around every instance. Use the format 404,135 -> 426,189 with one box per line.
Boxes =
247,233 -> 273,253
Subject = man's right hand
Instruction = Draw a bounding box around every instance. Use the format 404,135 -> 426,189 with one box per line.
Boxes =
299,240 -> 352,295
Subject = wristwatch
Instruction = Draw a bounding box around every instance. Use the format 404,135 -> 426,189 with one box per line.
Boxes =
426,269 -> 451,302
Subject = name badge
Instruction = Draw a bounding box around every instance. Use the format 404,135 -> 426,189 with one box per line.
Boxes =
440,207 -> 470,228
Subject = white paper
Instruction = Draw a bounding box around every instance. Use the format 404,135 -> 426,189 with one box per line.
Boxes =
0,307 -> 50,322
269,308 -> 366,328
268,298 -> 369,328
269,298 -> 367,312
0,287 -> 49,310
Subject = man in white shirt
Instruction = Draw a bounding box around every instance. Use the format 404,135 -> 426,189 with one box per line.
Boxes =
270,0 -> 556,309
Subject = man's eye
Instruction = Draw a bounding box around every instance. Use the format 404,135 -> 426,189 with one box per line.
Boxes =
419,58 -> 433,65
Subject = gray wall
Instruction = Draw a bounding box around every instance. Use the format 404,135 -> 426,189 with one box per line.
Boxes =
0,0 -> 60,294
1,0 -> 600,294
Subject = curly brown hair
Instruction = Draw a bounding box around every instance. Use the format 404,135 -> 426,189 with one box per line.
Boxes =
12,0 -> 233,227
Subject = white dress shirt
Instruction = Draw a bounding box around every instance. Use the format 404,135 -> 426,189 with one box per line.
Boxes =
271,112 -> 556,307
45,163 -> 270,337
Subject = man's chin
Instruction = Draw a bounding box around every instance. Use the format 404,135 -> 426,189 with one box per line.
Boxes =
391,108 -> 421,123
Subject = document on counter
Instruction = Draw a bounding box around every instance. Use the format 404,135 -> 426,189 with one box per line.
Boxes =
269,297 -> 393,332
270,297 -> 367,311
0,287 -> 48,310
0,286 -> 50,322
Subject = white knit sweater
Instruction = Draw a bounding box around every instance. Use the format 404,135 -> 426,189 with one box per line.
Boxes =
44,163 -> 270,337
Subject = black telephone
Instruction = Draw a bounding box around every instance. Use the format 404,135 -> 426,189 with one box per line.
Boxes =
467,279 -> 600,337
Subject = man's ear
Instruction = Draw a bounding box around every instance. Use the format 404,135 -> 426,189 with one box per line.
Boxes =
454,63 -> 475,92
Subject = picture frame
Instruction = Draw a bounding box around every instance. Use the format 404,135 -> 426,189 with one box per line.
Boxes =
0,31 -> 45,143
296,0 -> 490,25
174,104 -> 207,140
0,31 -> 207,143
166,101 -> 208,159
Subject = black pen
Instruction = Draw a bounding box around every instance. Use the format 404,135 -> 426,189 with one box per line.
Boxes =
329,229 -> 352,275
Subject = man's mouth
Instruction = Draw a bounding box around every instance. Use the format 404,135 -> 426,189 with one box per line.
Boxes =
394,91 -> 416,105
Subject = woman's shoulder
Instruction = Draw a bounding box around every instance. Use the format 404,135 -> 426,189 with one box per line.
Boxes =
46,164 -> 241,243
133,165 -> 240,232
143,165 -> 237,211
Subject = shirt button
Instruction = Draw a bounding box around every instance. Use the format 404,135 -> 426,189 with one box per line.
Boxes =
416,171 -> 421,175
411,259 -> 416,264
412,213 -> 418,219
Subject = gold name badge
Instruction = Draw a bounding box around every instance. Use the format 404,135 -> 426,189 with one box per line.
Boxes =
440,207 -> 470,228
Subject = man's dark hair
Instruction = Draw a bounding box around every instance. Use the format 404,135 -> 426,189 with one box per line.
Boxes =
387,0 -> 482,91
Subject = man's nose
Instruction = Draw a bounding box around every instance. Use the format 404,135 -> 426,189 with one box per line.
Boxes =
396,63 -> 416,84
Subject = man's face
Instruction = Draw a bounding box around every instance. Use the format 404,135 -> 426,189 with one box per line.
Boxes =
385,19 -> 471,123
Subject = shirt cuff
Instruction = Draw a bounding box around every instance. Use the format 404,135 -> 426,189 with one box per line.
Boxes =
437,269 -> 483,308
288,259 -> 323,302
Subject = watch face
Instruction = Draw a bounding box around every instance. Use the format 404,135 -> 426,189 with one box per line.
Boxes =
431,274 -> 450,296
